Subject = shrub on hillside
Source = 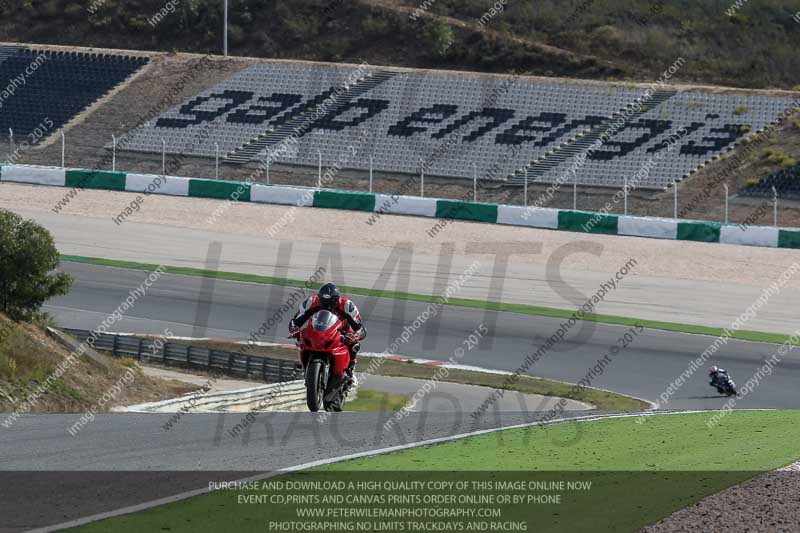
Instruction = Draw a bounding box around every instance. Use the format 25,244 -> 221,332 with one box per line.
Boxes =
424,19 -> 456,58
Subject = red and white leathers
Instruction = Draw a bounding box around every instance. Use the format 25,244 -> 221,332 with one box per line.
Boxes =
289,294 -> 366,376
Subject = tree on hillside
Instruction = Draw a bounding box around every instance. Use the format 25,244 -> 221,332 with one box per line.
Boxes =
0,209 -> 72,321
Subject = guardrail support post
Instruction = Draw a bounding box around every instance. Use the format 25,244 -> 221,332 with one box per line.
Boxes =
369,155 -> 373,193
112,334 -> 118,357
60,130 -> 65,168
112,134 -> 116,172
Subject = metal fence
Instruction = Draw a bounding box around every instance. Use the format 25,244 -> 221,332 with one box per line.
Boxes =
61,328 -> 298,383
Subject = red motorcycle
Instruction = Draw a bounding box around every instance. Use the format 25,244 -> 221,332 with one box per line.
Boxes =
291,310 -> 352,412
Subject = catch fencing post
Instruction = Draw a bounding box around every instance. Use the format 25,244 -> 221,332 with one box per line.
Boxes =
523,167 -> 528,207
420,159 -> 425,198
214,142 -> 219,179
60,130 -> 65,168
773,186 -> 778,227
266,149 -> 271,185
223,0 -> 229,56
369,156 -> 373,193
161,138 -> 166,175
723,183 -> 729,224
112,134 -> 116,172
623,175 -> 628,215
473,163 -> 477,202
572,179 -> 577,210
317,149 -> 322,189
8,128 -> 12,152
673,181 -> 678,219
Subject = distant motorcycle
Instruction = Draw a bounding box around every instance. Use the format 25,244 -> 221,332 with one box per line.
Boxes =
713,375 -> 737,397
290,310 -> 352,412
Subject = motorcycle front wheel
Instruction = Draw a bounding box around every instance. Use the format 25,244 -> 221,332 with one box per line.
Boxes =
305,360 -> 327,412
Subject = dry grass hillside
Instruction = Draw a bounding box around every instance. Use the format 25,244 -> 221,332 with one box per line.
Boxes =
0,313 -> 195,414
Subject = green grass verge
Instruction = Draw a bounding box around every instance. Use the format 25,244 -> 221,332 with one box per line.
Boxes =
71,411 -> 800,533
329,410 -> 800,472
361,355 -> 647,411
345,387 -> 410,412
60,255 -> 799,346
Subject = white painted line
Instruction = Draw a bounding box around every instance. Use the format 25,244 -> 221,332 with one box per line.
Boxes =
779,460 -> 800,472
30,410 -> 707,532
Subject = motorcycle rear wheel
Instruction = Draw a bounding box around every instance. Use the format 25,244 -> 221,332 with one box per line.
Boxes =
305,360 -> 327,412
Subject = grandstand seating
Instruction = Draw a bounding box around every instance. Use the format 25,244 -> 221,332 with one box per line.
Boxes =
741,162 -> 800,198
120,61 -> 794,189
0,46 -> 148,144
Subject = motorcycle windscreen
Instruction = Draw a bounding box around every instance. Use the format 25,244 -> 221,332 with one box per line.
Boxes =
311,310 -> 338,332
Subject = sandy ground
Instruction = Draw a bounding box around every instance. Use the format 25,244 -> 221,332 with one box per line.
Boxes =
139,366 -> 257,393
2,182 -> 799,334
642,467 -> 800,532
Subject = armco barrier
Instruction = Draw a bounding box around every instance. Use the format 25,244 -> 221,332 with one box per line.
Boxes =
2,163 -> 798,250
61,328 -> 298,383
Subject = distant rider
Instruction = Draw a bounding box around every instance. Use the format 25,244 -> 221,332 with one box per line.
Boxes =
708,366 -> 729,388
289,283 -> 366,387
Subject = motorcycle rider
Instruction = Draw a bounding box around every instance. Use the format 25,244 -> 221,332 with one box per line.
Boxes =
289,283 -> 366,389
708,366 -> 730,389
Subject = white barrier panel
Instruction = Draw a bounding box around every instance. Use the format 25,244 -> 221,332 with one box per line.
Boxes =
374,194 -> 437,217
251,184 -> 315,206
497,205 -> 558,229
124,173 -> 190,196
720,225 -> 779,248
618,216 -> 678,240
1,165 -> 66,186
116,381 -> 306,413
